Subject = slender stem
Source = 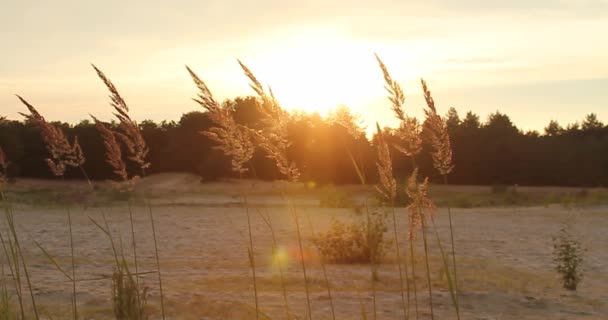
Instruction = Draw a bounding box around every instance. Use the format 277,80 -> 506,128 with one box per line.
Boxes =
409,239 -> 419,319
365,203 -> 377,320
258,210 -> 290,319
61,174 -> 78,320
141,168 -> 165,319
146,199 -> 165,319
430,216 -> 460,320
443,175 -> 459,297
290,195 -> 312,320
390,205 -> 409,320
126,198 -> 141,311
420,216 -> 434,319
243,189 -> 259,320
67,208 -> 78,320
305,213 -> 335,320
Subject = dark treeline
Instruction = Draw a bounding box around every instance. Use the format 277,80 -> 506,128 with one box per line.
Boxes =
1,96 -> 607,186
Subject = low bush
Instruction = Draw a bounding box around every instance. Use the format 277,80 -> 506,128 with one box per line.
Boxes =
312,209 -> 391,264
552,226 -> 585,291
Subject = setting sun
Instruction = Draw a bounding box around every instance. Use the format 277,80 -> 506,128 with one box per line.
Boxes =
244,39 -> 382,115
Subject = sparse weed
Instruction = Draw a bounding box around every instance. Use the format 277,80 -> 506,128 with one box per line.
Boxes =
553,225 -> 585,290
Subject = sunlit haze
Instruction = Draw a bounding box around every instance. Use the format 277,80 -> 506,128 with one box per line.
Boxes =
2,0 -> 607,132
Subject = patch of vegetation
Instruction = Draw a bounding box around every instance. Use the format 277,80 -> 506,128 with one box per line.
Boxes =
552,225 -> 585,291
112,264 -> 149,320
312,209 -> 391,264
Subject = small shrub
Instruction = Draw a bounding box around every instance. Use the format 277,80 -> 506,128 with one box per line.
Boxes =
112,264 -> 148,320
313,209 -> 391,264
552,226 -> 585,291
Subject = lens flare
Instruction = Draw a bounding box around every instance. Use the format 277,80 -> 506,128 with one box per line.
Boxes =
270,246 -> 290,274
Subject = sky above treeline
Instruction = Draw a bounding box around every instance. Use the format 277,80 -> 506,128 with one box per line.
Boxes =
1,0 -> 607,133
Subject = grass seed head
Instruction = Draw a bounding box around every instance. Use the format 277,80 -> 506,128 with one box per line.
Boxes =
375,123 -> 397,201
17,95 -> 86,176
92,65 -> 150,171
421,78 -> 454,175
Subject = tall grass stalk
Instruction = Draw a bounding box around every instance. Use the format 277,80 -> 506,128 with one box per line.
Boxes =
421,78 -> 460,318
235,60 -> 313,319
375,123 -> 409,319
187,65 -> 260,318
92,65 -> 164,318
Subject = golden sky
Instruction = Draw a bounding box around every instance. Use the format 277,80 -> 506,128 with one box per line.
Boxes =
1,0 -> 607,132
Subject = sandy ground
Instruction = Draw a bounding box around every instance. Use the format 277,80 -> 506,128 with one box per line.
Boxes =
2,174 -> 607,319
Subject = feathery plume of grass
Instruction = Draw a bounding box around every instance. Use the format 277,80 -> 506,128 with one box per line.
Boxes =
421,79 -> 454,176
375,54 -> 406,121
237,60 -> 300,182
375,124 -> 409,319
186,66 -> 255,174
92,116 -> 128,181
375,124 -> 397,202
17,95 -> 86,178
187,65 -> 262,318
91,65 -> 150,171
375,55 -> 422,158
420,78 -> 460,319
92,65 -> 164,319
406,171 -> 435,319
237,60 -> 313,319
